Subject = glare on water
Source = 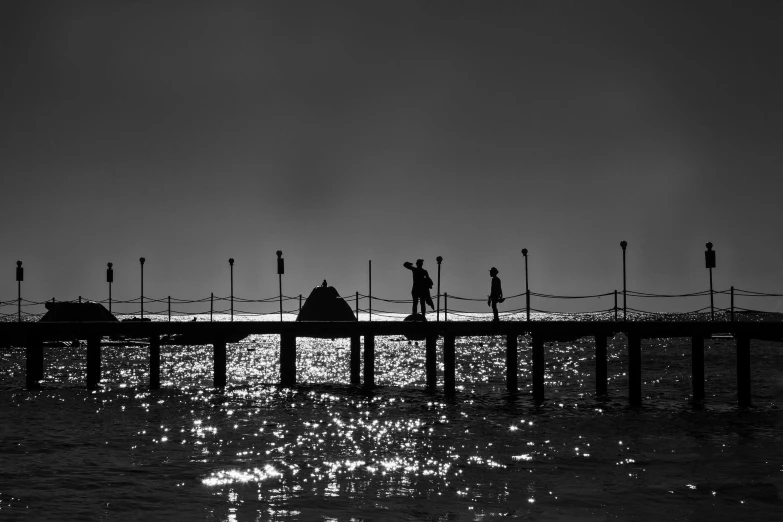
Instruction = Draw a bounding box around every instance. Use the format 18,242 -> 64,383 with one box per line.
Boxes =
0,313 -> 781,520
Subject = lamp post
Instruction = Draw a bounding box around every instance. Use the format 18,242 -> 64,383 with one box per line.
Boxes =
16,261 -> 23,323
107,263 -> 113,314
521,249 -> 529,321
276,251 -> 284,322
705,242 -> 716,321
139,257 -> 145,320
620,241 -> 627,321
229,258 -> 234,322
436,256 -> 443,322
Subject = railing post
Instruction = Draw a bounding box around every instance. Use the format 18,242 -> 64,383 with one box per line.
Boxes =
628,332 -> 642,406
350,335 -> 361,385
363,334 -> 375,388
355,291 -> 359,321
277,250 -> 284,322
436,256 -> 443,322
443,333 -> 455,395
521,249 -> 529,321
368,260 -> 372,322
595,334 -> 607,396
106,262 -> 113,315
229,258 -> 234,322
620,241 -> 627,322
730,286 -> 734,322
26,336 -> 43,390
280,332 -> 296,387
87,335 -> 101,390
16,260 -> 23,323
736,335 -> 751,407
150,333 -> 160,390
299,294 -> 302,316
532,335 -> 545,403
214,338 -> 227,388
506,333 -> 518,393
426,333 -> 437,389
614,290 -> 618,321
210,292 -> 213,322
444,293 -> 448,322
139,257 -> 145,320
692,336 -> 704,401
168,296 -> 171,322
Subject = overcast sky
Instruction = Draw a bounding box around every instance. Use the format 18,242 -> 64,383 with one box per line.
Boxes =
1,1 -> 782,315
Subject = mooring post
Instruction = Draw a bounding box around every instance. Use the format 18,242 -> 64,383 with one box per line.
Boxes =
506,333 -> 518,393
87,335 -> 101,390
595,334 -> 607,396
736,335 -> 751,407
26,336 -> 43,390
691,336 -> 705,401
443,333 -> 456,395
532,335 -> 545,403
628,333 -> 642,406
350,335 -> 361,385
363,334 -> 375,388
149,333 -> 160,390
426,333 -> 437,389
214,338 -> 227,388
280,332 -> 296,387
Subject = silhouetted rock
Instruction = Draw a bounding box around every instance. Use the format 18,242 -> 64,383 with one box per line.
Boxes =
403,313 -> 427,341
40,301 -> 117,322
297,285 -> 356,322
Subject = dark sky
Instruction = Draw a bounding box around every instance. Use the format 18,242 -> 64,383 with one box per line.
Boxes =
2,1 -> 782,314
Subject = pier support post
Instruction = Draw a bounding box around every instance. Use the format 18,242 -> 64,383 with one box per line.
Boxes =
532,336 -> 545,403
736,335 -> 751,407
87,336 -> 101,390
363,334 -> 375,389
595,335 -> 607,396
691,336 -> 704,401
506,334 -> 518,393
26,337 -> 43,390
149,334 -> 160,390
443,333 -> 456,395
426,333 -> 437,389
214,339 -> 227,388
350,335 -> 361,385
628,333 -> 642,406
280,333 -> 296,387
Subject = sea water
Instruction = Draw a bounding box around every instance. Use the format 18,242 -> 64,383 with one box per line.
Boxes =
0,313 -> 781,521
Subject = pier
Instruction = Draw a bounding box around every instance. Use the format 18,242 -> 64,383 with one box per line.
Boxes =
2,319 -> 780,408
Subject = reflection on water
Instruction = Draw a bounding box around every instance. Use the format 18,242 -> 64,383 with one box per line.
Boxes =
0,315 -> 781,520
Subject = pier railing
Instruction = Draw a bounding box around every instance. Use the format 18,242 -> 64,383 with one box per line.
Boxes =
2,286 -> 782,322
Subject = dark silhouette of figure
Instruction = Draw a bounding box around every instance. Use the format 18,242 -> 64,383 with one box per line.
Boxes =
404,259 -> 435,316
488,267 -> 504,322
321,279 -> 328,288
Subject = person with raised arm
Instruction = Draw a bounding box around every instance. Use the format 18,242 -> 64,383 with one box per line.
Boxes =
403,259 -> 434,316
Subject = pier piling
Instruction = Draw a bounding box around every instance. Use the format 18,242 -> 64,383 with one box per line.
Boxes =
214,339 -> 227,388
628,334 -> 642,406
736,336 -> 751,407
86,336 -> 101,390
443,333 -> 456,395
691,336 -> 704,401
350,335 -> 360,385
149,334 -> 160,390
595,335 -> 607,396
363,334 -> 375,388
506,334 -> 518,393
26,337 -> 43,389
426,333 -> 437,389
280,333 -> 295,387
532,336 -> 545,403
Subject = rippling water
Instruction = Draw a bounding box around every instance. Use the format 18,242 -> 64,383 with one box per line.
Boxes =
1,313 -> 782,520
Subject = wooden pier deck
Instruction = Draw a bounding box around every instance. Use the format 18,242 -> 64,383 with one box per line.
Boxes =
2,320 -> 781,407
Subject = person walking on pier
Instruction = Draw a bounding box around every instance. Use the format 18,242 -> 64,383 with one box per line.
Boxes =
488,267 -> 504,322
404,259 -> 434,316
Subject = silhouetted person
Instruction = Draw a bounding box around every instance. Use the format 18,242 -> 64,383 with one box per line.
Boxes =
321,280 -> 328,288
488,267 -> 504,322
404,259 -> 435,316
